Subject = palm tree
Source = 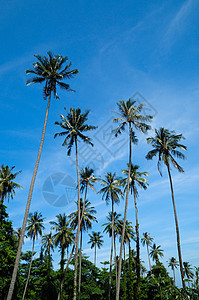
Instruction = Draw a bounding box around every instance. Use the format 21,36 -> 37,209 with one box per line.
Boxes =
69,199 -> 97,300
55,107 -> 97,300
88,231 -> 103,266
113,98 -> 152,300
183,262 -> 194,285
99,172 -> 123,300
149,243 -> 164,264
120,164 -> 148,296
7,53 -> 78,300
22,212 -> 45,300
0,165 -> 22,224
14,228 -> 27,245
168,257 -> 178,284
141,232 -> 153,272
50,214 -> 74,271
41,232 -> 54,258
146,127 -> 187,288
78,167 -> 98,299
103,212 -> 122,283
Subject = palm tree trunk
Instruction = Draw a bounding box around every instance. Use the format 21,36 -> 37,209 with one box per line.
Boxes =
57,204 -> 87,300
133,186 -> 140,299
78,185 -> 87,300
114,235 -> 117,286
94,245 -> 96,266
173,268 -> 175,285
128,242 -> 133,300
78,228 -> 83,300
61,247 -> 65,273
167,165 -> 185,289
22,235 -> 35,300
0,194 -> 4,226
73,137 -> 81,300
116,124 -> 132,300
108,201 -> 114,300
7,93 -> 51,300
123,244 -> 127,300
147,244 -> 151,272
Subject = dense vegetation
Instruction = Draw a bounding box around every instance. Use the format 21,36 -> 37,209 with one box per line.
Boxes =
1,52 -> 199,299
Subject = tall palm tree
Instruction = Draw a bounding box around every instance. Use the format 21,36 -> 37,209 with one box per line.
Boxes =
113,98 -> 152,300
0,165 -> 22,224
120,164 -> 148,296
78,167 -> 98,300
99,172 -> 123,300
50,214 -> 74,272
88,231 -> 103,266
69,198 -> 97,300
141,232 -> 153,272
149,243 -> 164,264
22,212 -> 45,300
183,262 -> 194,283
41,232 -> 54,258
103,212 -> 122,283
14,228 -> 27,245
168,257 -> 178,284
7,52 -> 78,300
146,127 -> 187,288
55,107 -> 97,300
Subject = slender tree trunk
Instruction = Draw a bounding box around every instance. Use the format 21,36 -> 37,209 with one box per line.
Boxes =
7,93 -> 51,300
78,229 -> 83,300
0,195 -> 4,226
173,268 -> 175,285
133,186 -> 140,299
114,235 -> 117,286
61,247 -> 65,273
94,245 -> 96,266
22,235 -> 35,300
57,203 -> 87,300
73,137 -> 81,300
167,165 -> 185,289
147,244 -> 151,272
108,201 -> 114,300
123,244 -> 127,300
128,242 -> 133,300
116,124 -> 132,300
78,184 -> 87,300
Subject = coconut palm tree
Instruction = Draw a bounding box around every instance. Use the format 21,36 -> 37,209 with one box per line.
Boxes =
183,262 -> 194,286
50,214 -> 74,271
146,127 -> 187,288
22,212 -> 45,300
78,167 -> 98,299
88,231 -> 103,266
99,172 -> 123,300
7,53 -> 78,300
150,243 -> 164,264
0,165 -> 22,224
41,232 -> 54,258
141,232 -> 153,272
113,98 -> 152,300
120,164 -> 148,296
103,212 -> 122,284
14,228 -> 27,245
69,199 -> 97,300
55,107 -> 97,300
168,257 -> 178,284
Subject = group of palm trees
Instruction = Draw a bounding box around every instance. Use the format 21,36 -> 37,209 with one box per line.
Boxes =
0,51 -> 189,300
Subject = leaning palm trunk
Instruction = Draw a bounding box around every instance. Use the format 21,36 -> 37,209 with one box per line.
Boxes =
73,137 -> 81,300
133,186 -> 140,298
147,244 -> 151,272
7,93 -> 51,300
123,244 -> 127,300
116,124 -> 132,300
78,184 -> 88,300
22,235 -> 35,300
167,165 -> 185,289
114,235 -> 117,286
108,201 -> 114,300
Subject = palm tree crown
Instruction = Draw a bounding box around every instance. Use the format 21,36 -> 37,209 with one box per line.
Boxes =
26,212 -> 45,240
150,243 -> 164,263
141,232 -> 153,248
26,52 -> 79,99
0,165 -> 22,205
80,167 -> 98,194
54,107 -> 97,155
99,172 -> 123,205
88,231 -> 104,249
146,127 -> 187,175
41,232 -> 54,257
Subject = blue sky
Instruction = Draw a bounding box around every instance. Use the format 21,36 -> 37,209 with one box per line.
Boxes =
1,0 -> 199,286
